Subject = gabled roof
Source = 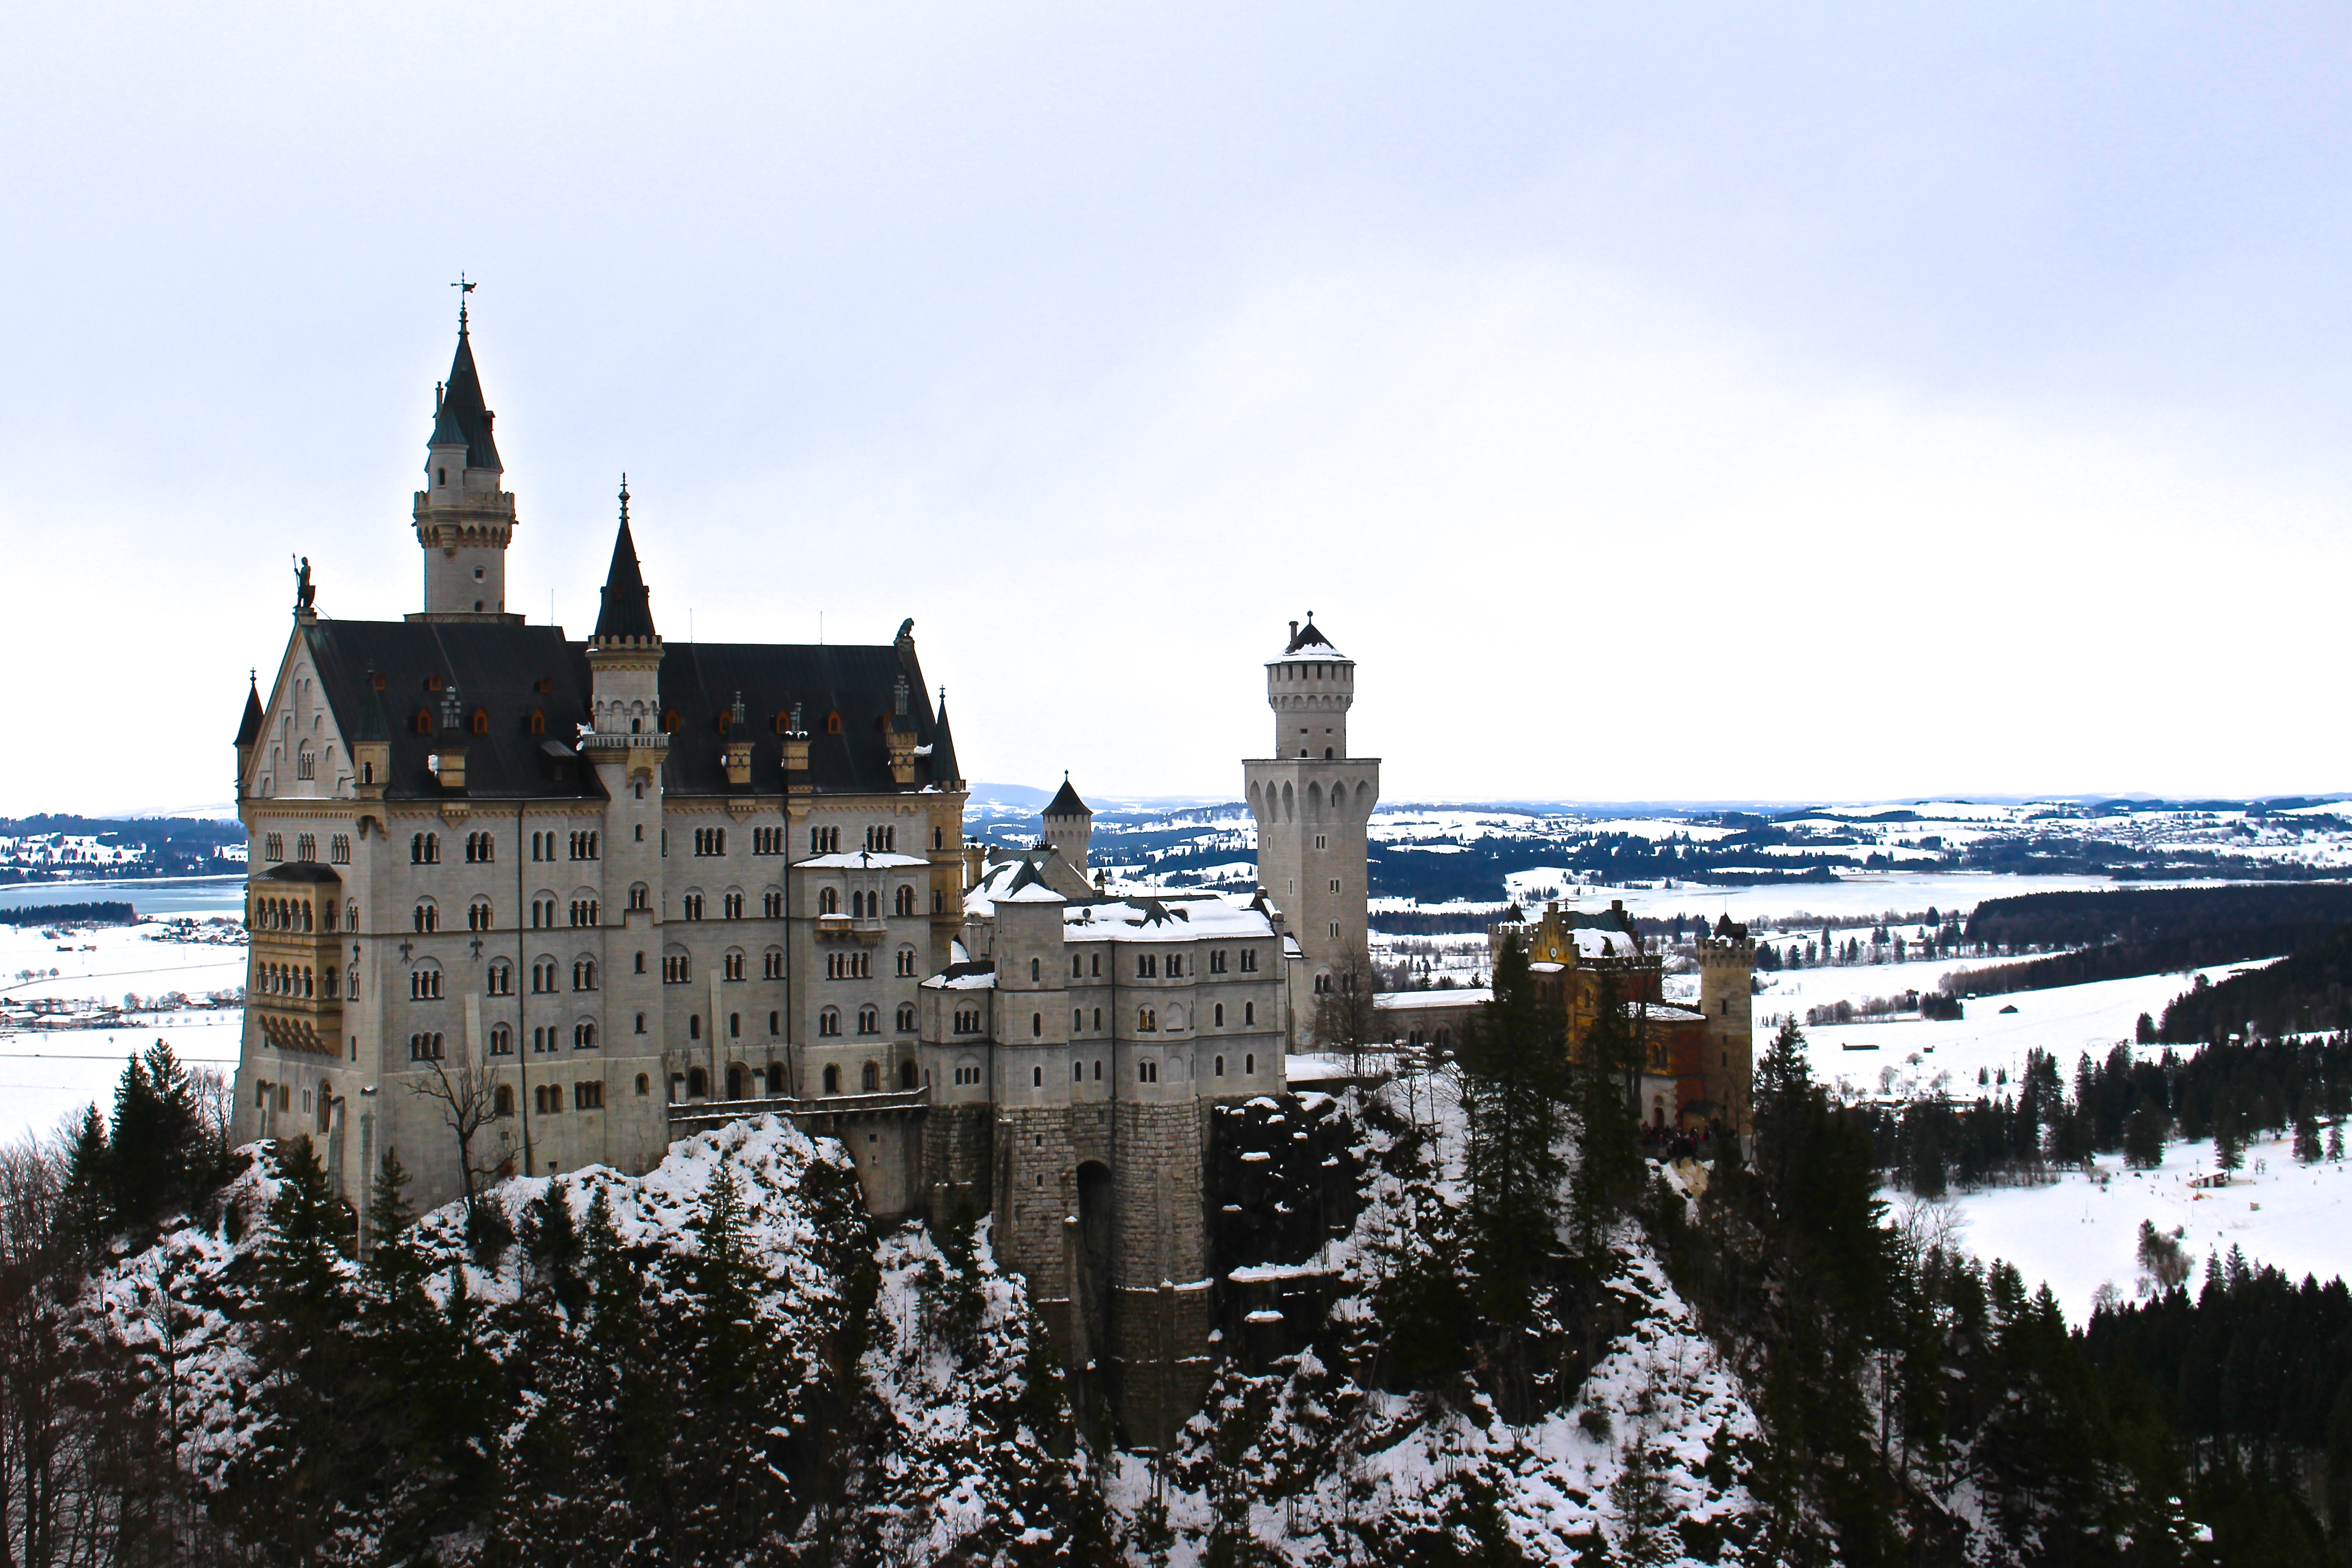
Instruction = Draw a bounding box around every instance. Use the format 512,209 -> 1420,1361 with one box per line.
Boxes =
428,321 -> 502,472
296,619 -> 961,802
594,513 -> 658,642
1044,773 -> 1090,819
234,675 -> 265,747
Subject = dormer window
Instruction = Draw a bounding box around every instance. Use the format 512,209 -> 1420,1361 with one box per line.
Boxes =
826,711 -> 843,735
471,709 -> 489,735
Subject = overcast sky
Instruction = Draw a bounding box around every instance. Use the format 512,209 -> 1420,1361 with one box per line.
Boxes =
3,4 -> 2347,815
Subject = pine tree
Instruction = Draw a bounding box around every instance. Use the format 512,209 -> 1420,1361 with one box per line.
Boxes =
1569,971 -> 1643,1260
2216,1117 -> 2244,1178
1458,934 -> 1567,1324
2295,1112 -> 2323,1164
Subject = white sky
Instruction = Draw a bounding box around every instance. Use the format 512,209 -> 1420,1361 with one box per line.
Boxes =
3,5 -> 2348,814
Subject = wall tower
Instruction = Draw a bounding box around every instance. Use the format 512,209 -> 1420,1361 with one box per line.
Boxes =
1243,615 -> 1379,1008
411,301 -> 522,622
1697,915 -> 1756,1134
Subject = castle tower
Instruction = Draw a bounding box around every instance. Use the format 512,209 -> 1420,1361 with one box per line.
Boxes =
1039,774 -> 1094,898
1697,914 -> 1756,1135
410,301 -> 522,622
1243,615 -> 1380,1009
578,484 -> 671,1143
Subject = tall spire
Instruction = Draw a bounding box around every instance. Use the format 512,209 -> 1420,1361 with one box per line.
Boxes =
411,292 -> 520,622
594,476 -> 658,642
429,313 -> 501,473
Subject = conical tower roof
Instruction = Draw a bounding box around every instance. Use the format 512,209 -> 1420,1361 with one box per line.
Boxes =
428,313 -> 502,472
234,673 -> 264,746
593,483 -> 657,642
1044,773 -> 1090,819
931,692 -> 962,787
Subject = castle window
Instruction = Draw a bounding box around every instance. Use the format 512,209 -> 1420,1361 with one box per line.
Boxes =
694,827 -> 726,857
532,1025 -> 553,1053
1210,949 -> 1227,974
490,1024 -> 513,1055
753,826 -> 782,855
1072,1059 -> 1084,1082
1032,1065 -> 1043,1087
1329,878 -> 1341,893
826,711 -> 842,735
896,947 -> 916,978
413,901 -> 438,933
472,709 -> 489,736
1072,955 -> 1084,979
572,1080 -> 604,1111
1245,1052 -> 1256,1074
468,898 -> 493,931
820,1007 -> 841,1037
865,825 -> 896,853
296,746 -> 315,780
766,947 -> 786,980
1314,835 -> 1327,850
896,1002 -> 916,1032
894,885 -> 916,917
662,710 -> 680,733
767,1062 -> 785,1093
415,709 -> 433,735
535,1084 -> 561,1116
1137,954 -> 1155,978
1325,747 -> 1333,759
1073,1009 -> 1084,1033
528,709 -> 546,735
488,962 -> 513,995
765,890 -> 784,918
1031,1012 -> 1042,1038
1214,1055 -> 1225,1077
493,1084 -> 514,1115
533,959 -> 557,993
409,1032 -> 445,1060
723,949 -> 746,981
689,1015 -> 701,1040
1137,1007 -> 1157,1032
1240,948 -> 1259,972
809,826 -> 840,855
1030,957 -> 1040,982
1138,1059 -> 1158,1084
629,883 -> 650,911
859,1060 -> 879,1092
729,1012 -> 741,1038
823,1064 -> 840,1095
573,958 -> 598,990
262,833 -> 284,862
295,832 -> 317,862
638,1074 -> 652,1096
1244,1001 -> 1255,1025
1168,954 -> 1183,978
724,891 -> 743,920
1214,1003 -> 1225,1027
819,887 -> 839,916
1092,953 -> 1101,977
569,898 -> 600,927
574,1021 -> 598,1050
1093,1008 -> 1102,1030
682,892 -> 705,921
330,834 -> 350,864
638,1012 -> 648,1033
663,953 -> 690,983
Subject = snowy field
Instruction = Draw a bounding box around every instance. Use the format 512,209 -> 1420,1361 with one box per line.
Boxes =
1502,870 -> 2228,929
0,880 -> 248,1145
1950,1132 -> 2352,1328
1784,960 -> 2274,1104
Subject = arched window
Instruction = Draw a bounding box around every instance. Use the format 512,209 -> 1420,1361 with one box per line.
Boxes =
861,1060 -> 880,1093
493,1084 -> 514,1117
636,1073 -> 650,1096
1215,1054 -> 1225,1077
489,1023 -> 512,1055
767,1062 -> 785,1094
689,1014 -> 701,1040
896,1002 -> 916,1032
1245,1052 -> 1255,1074
574,1021 -> 597,1050
820,886 -> 840,916
894,885 -> 916,917
857,1005 -> 880,1035
413,901 -> 438,933
1138,1059 -> 1158,1084
1137,1007 -> 1156,1032
1073,1060 -> 1084,1082
823,1064 -> 841,1095
688,1067 -> 708,1098
1032,1065 -> 1043,1087
1032,1012 -> 1043,1038
900,1059 -> 918,1089
1073,1009 -> 1084,1032
820,1007 -> 841,1037
1214,1002 -> 1225,1027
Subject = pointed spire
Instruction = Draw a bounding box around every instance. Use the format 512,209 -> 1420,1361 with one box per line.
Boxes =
593,477 -> 658,642
930,687 -> 961,787
427,302 -> 501,472
234,671 -> 265,747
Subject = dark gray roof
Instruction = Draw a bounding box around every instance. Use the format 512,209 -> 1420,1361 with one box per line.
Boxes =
931,694 -> 962,788
235,676 -> 264,746
593,516 -> 657,641
428,324 -> 502,472
301,619 -> 957,801
1044,774 -> 1090,818
1284,617 -> 1337,656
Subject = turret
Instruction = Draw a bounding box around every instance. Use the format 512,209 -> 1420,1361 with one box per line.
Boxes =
233,674 -> 264,798
410,300 -> 521,622
1697,914 -> 1757,1135
1267,614 -> 1354,760
586,481 -> 663,735
1040,774 -> 1093,897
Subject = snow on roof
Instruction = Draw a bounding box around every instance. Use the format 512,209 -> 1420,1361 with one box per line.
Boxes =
1571,928 -> 1640,959
1061,892 -> 1276,941
921,965 -> 998,990
799,850 -> 931,870
1625,1000 -> 1706,1024
1000,880 -> 1065,903
1374,988 -> 1491,1010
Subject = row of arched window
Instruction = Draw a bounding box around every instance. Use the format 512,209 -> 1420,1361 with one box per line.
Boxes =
253,895 -> 332,932
815,1002 -> 916,1036
818,1060 -> 920,1095
257,961 -> 335,1000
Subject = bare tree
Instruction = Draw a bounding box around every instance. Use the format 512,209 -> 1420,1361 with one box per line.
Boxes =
188,1066 -> 236,1166
408,1056 -> 515,1244
1310,955 -> 1384,1081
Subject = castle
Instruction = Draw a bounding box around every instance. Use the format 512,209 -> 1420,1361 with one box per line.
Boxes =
229,308 -> 1380,1442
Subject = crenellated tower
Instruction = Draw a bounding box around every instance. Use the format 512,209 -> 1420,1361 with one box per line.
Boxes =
410,300 -> 522,622
1244,615 -> 1379,1011
1697,914 -> 1756,1135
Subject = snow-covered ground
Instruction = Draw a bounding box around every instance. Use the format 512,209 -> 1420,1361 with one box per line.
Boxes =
1784,960 -> 2273,1104
0,910 -> 247,1144
1503,870 -> 2229,929
1950,1132 -> 2352,1328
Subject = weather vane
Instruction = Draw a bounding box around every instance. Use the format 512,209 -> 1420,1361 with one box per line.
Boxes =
452,272 -> 476,328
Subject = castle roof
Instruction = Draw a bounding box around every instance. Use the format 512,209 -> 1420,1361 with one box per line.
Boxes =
1274,615 -> 1345,661
291,618 -> 959,802
428,321 -> 502,472
1043,774 -> 1090,818
593,513 -> 658,642
929,694 -> 961,788
234,675 -> 264,747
